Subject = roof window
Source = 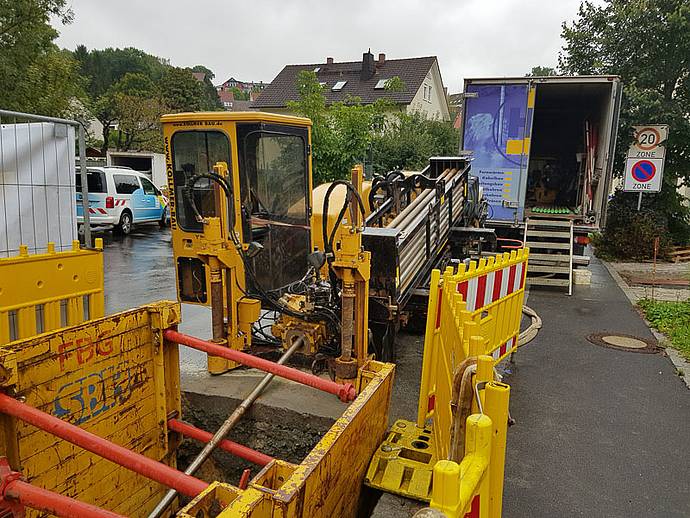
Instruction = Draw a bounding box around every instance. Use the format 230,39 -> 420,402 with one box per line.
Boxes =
332,81 -> 347,91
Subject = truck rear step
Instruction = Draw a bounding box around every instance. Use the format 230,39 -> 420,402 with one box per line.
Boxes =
524,218 -> 573,295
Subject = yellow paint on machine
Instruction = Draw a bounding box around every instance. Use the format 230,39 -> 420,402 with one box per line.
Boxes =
177,360 -> 395,518
0,240 -> 105,345
0,301 -> 182,517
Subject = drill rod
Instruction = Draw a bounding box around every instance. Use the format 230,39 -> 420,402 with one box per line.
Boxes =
147,337 -> 304,518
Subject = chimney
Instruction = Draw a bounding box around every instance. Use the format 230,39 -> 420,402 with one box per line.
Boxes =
361,49 -> 375,81
326,57 -> 334,65
378,53 -> 386,66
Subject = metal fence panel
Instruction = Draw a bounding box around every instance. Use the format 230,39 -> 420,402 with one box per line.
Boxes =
0,117 -> 77,257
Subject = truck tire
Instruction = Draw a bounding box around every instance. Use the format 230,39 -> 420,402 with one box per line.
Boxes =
115,211 -> 133,235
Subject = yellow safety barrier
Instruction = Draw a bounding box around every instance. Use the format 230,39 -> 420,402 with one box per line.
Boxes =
365,249 -> 527,511
0,240 -> 105,345
0,301 -> 182,517
417,249 -> 528,434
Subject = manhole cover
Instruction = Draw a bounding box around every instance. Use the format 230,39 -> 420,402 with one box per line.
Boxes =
587,333 -> 659,353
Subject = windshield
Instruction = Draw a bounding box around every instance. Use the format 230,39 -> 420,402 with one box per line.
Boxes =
237,123 -> 311,292
238,126 -> 308,224
171,130 -> 231,232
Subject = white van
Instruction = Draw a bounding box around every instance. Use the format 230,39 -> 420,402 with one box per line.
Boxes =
76,167 -> 168,235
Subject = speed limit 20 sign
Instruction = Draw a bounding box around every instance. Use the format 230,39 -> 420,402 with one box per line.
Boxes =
628,125 -> 668,159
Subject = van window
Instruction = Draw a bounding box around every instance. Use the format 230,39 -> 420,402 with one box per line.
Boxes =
140,177 -> 158,196
113,174 -> 141,194
75,171 -> 107,193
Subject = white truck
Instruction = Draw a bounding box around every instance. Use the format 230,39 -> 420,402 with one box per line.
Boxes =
459,75 -> 623,289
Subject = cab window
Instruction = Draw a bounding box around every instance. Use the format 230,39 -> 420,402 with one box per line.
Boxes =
113,174 -> 141,194
171,131 -> 231,232
140,177 -> 158,196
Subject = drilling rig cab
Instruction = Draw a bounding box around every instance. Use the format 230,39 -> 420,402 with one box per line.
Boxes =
162,112 -> 326,374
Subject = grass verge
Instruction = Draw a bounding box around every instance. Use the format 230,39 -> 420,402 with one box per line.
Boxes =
638,298 -> 690,360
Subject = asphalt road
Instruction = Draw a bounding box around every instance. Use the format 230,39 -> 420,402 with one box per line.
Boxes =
99,227 -> 690,516
504,257 -> 690,517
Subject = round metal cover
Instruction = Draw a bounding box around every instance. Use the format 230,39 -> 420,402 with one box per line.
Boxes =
587,332 -> 659,353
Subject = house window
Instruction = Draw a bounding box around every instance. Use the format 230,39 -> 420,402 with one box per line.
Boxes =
375,79 -> 388,89
423,84 -> 432,102
332,81 -> 347,91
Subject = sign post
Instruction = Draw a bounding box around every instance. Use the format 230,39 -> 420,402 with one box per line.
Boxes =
623,125 -> 668,210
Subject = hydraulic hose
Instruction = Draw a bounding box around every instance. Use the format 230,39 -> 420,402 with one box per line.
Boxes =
518,305 -> 542,347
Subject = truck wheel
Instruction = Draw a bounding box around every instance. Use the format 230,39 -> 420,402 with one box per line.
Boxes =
115,211 -> 133,235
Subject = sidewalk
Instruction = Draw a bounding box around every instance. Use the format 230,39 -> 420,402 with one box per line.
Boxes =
503,257 -> 690,517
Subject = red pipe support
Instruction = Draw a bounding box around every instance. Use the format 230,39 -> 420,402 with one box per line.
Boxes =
0,394 -> 208,498
163,329 -> 356,402
238,469 -> 251,490
167,419 -> 273,466
4,478 -> 125,518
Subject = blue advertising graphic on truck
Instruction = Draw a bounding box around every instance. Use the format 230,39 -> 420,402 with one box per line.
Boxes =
462,83 -> 533,223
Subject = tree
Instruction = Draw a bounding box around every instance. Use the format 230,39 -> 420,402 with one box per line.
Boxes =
73,46 -> 169,151
287,71 -> 390,184
159,66 -> 207,113
560,0 -> 690,247
191,65 -> 223,110
109,73 -> 164,151
371,112 -> 460,175
0,0 -> 85,117
526,66 -> 558,76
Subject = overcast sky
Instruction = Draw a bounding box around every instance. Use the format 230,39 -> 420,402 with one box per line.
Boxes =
55,0 -> 588,92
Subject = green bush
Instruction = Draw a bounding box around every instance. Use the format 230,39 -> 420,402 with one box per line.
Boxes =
594,190 -> 686,260
638,299 -> 690,360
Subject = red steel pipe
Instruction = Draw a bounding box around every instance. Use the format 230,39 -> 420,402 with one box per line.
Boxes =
167,419 -> 273,466
0,393 -> 208,498
4,478 -> 125,518
163,329 -> 356,402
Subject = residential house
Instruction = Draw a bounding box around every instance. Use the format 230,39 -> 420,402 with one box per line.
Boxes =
251,51 -> 450,121
216,77 -> 268,94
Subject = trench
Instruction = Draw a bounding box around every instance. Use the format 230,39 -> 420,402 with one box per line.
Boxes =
177,390 -> 336,486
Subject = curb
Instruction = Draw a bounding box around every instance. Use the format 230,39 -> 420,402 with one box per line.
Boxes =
602,260 -> 690,390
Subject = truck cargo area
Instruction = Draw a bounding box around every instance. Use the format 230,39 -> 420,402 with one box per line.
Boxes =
526,81 -> 615,223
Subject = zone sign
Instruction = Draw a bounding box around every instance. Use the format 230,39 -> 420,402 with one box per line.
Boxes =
628,125 -> 668,159
623,157 -> 664,192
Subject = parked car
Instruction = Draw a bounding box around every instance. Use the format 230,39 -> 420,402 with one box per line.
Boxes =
76,167 -> 168,235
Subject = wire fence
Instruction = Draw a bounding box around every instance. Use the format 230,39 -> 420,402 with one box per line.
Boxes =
0,110 -> 91,257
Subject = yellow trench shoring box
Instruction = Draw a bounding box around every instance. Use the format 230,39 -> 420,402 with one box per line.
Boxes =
0,240 -> 105,346
366,249 -> 528,516
177,361 -> 395,518
0,301 -> 182,517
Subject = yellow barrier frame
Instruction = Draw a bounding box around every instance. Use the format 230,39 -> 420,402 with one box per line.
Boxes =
0,240 -> 105,345
0,301 -> 182,516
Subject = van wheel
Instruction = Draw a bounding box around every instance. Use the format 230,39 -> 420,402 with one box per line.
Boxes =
115,211 -> 133,235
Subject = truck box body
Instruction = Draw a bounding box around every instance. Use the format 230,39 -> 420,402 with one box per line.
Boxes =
460,76 -> 622,234
106,150 -> 167,189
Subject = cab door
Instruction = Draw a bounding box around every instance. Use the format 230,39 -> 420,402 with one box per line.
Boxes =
461,82 -> 535,223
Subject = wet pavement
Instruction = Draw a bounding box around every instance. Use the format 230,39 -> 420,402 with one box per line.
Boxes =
99,227 -> 690,516
504,257 -> 690,517
100,224 -> 210,373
